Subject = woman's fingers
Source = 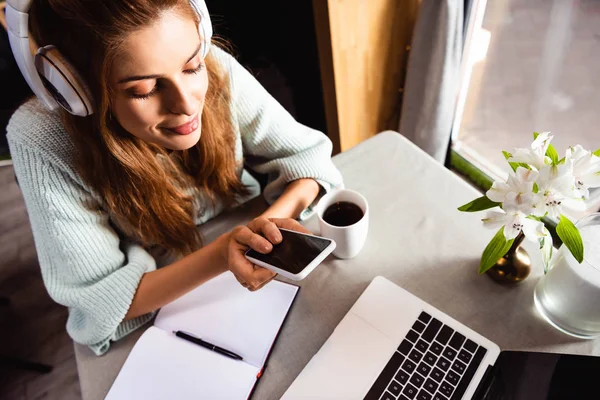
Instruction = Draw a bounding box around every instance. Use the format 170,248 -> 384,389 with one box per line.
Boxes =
248,217 -> 282,244
232,272 -> 247,287
270,218 -> 313,235
228,227 -> 277,290
227,217 -> 313,292
249,216 -> 313,237
232,226 -> 272,253
248,272 -> 277,292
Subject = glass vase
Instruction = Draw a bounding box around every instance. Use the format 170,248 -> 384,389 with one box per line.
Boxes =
534,213 -> 600,338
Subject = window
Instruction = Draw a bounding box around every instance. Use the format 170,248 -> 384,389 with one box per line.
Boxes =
451,0 -> 600,221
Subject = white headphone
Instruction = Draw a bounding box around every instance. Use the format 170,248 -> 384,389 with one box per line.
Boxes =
5,0 -> 213,117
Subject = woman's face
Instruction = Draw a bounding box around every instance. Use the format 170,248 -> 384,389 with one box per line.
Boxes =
109,10 -> 208,151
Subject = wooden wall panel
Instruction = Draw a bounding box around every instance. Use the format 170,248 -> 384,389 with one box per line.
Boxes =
314,0 -> 419,153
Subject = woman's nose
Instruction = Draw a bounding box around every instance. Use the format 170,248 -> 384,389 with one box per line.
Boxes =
166,84 -> 197,116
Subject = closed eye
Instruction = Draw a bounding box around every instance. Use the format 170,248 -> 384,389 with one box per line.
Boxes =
128,63 -> 204,100
184,64 -> 204,74
129,85 -> 158,100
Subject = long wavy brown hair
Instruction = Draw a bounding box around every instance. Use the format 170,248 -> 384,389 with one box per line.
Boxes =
28,0 -> 249,255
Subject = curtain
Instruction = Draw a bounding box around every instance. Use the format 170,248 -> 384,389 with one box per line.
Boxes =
399,0 -> 464,164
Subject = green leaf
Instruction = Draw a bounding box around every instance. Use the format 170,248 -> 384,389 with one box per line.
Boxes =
458,196 -> 500,212
533,182 -> 539,193
556,214 -> 584,263
558,156 -> 566,165
502,151 -> 531,172
479,227 -> 515,274
546,144 -> 559,164
533,132 -> 540,140
593,148 -> 600,157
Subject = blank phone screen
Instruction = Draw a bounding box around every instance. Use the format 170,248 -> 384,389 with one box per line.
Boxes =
245,230 -> 332,274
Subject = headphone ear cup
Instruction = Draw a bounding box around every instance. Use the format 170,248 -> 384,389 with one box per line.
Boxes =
34,45 -> 95,116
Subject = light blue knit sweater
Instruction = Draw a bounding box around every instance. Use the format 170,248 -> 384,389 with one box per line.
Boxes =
6,47 -> 343,356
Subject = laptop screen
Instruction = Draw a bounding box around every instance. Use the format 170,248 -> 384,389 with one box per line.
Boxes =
473,351 -> 600,400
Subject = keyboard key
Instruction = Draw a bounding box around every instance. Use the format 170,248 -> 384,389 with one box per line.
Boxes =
395,369 -> 410,385
381,392 -> 395,400
442,347 -> 457,360
435,325 -> 454,345
418,311 -> 432,324
452,345 -> 487,400
430,367 -> 445,382
439,381 -> 454,397
446,370 -> 460,386
409,373 -> 425,388
422,318 -> 443,342
463,339 -> 478,353
430,342 -> 443,355
451,360 -> 467,375
363,352 -> 405,400
409,349 -> 423,363
398,339 -> 413,356
416,339 -> 429,353
448,332 -> 466,350
406,329 -> 420,343
433,394 -> 449,400
400,396 -> 411,400
436,357 -> 451,371
416,362 -> 431,377
417,390 -> 432,400
458,349 -> 472,364
412,320 -> 426,333
423,352 -> 438,366
423,378 -> 439,394
388,380 -> 403,396
402,383 -> 419,399
402,359 -> 416,374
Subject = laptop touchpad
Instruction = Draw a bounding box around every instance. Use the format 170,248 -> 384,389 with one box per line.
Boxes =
282,312 -> 397,399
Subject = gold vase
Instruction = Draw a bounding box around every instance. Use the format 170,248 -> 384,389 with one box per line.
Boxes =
486,231 -> 531,284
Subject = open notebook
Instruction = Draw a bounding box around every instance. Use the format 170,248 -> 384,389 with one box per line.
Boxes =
105,271 -> 299,400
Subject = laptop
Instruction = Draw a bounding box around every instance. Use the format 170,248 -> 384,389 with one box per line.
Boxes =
281,276 -> 600,400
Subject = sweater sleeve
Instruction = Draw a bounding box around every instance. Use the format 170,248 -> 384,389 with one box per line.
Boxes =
222,49 -> 344,219
7,138 -> 156,356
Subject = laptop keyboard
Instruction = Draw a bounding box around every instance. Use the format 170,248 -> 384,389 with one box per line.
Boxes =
364,312 -> 487,400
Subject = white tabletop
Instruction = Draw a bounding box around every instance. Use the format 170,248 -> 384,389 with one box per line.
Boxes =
74,131 -> 600,400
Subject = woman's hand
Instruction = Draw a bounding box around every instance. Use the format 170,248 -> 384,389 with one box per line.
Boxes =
225,217 -> 312,291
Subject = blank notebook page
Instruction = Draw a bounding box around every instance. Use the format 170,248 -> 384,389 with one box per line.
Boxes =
105,326 -> 258,400
154,271 -> 298,368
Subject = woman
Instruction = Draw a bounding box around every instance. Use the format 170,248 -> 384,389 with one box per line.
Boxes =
6,0 -> 342,356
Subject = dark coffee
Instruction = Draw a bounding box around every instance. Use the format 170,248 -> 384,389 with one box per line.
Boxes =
322,201 -> 364,227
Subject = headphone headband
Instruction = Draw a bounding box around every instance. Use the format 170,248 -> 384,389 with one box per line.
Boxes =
6,0 -> 213,116
6,1 -> 58,110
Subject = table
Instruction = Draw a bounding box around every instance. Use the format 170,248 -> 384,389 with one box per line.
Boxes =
74,131 -> 600,400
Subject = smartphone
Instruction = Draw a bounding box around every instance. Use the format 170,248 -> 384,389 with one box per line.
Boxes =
244,228 -> 336,281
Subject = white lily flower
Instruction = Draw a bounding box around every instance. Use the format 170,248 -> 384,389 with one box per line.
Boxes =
532,163 -> 576,219
565,145 -> 600,200
482,206 -> 545,241
486,167 -> 538,214
507,131 -> 553,170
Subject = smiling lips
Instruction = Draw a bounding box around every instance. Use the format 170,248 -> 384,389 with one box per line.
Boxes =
163,114 -> 199,135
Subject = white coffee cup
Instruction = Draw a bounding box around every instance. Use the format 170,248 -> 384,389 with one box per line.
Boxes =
317,189 -> 369,259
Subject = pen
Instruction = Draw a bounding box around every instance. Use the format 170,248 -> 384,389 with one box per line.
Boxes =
173,330 -> 244,361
